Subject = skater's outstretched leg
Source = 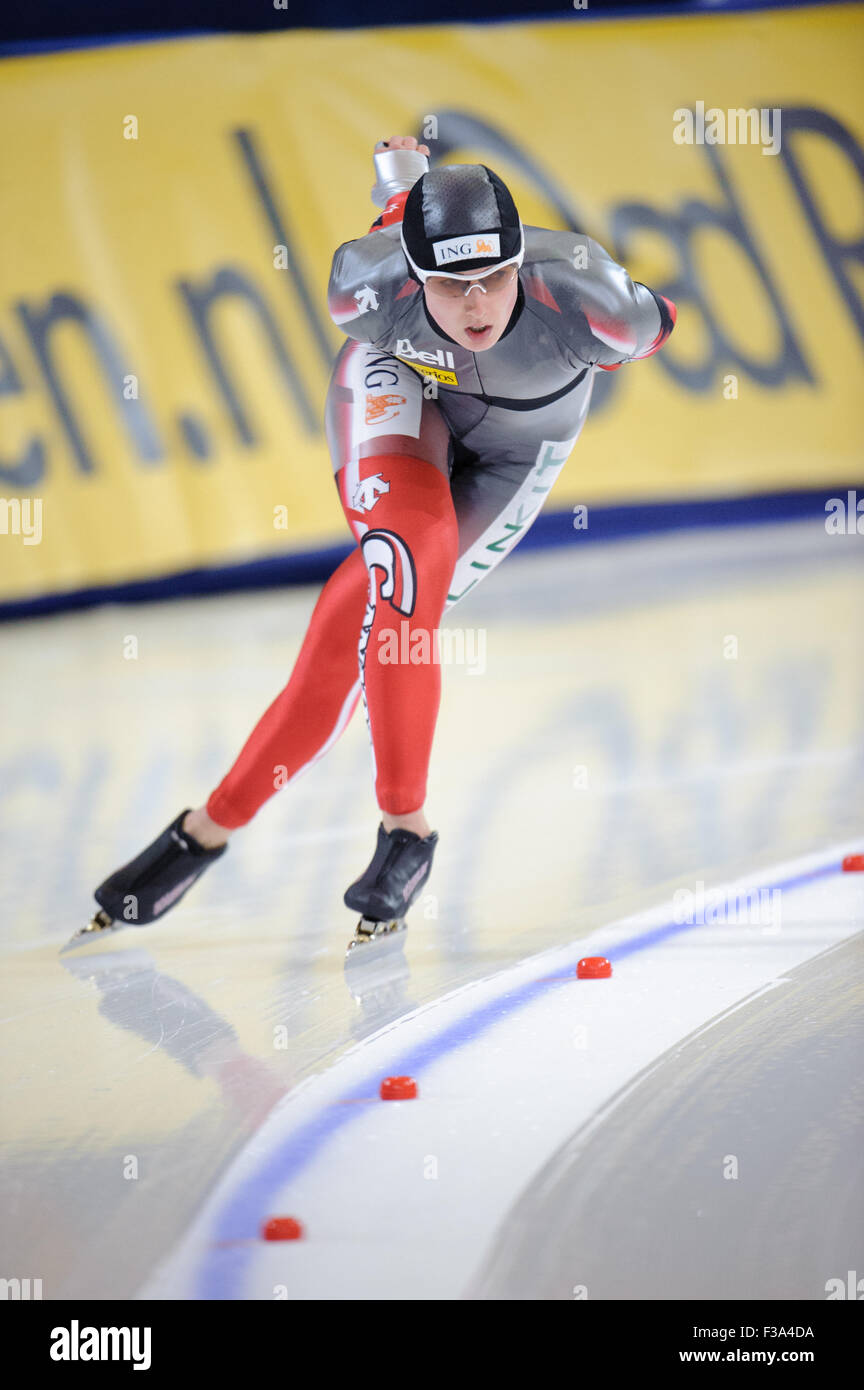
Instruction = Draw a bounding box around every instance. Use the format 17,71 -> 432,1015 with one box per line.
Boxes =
203,544 -> 370,829
77,546 -> 370,943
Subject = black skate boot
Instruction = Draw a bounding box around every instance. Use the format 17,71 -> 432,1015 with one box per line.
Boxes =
344,822 -> 438,951
63,809 -> 228,952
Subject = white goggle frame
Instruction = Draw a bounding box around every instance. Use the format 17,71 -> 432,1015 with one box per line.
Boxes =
400,222 -> 525,285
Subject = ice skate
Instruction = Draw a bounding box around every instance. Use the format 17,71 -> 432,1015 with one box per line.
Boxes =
344,822 -> 438,953
62,809 -> 228,952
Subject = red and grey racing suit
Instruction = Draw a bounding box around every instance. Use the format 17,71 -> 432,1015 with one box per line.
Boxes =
207,188 -> 676,825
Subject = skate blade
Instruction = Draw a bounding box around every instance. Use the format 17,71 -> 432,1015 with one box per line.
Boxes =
346,915 -> 406,955
60,909 -> 122,954
344,930 -> 409,1005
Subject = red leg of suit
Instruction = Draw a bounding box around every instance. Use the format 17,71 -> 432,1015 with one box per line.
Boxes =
206,453 -> 456,827
206,547 -> 367,829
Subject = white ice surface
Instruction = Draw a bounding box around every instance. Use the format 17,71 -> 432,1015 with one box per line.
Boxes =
140,843 -> 864,1300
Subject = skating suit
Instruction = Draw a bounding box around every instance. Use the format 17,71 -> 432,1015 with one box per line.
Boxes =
206,196 -> 676,826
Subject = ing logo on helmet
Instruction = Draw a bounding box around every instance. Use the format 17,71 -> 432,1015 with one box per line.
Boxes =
432,232 -> 501,265
365,392 -> 407,425
360,529 -> 416,617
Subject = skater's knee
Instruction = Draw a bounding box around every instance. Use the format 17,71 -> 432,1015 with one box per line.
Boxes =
360,513 -> 456,622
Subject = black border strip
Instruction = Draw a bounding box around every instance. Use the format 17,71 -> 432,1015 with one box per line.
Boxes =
2,486 -> 856,623
0,1 -> 857,59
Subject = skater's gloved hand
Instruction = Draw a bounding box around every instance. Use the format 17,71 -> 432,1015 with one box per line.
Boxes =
374,135 -> 431,157
369,137 -> 430,226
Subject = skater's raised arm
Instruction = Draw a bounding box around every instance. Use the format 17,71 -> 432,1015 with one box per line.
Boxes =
327,136 -> 429,343
367,136 -> 430,231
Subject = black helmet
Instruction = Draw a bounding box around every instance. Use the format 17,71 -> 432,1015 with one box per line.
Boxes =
400,164 -> 524,279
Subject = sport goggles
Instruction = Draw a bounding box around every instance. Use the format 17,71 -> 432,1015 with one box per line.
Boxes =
401,224 -> 525,297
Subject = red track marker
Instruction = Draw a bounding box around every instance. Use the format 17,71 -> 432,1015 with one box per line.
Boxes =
380,1075 -> 418,1100
576,956 -> 612,979
262,1216 -> 304,1241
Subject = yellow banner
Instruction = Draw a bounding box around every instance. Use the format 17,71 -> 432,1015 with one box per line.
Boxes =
1,5 -> 862,602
